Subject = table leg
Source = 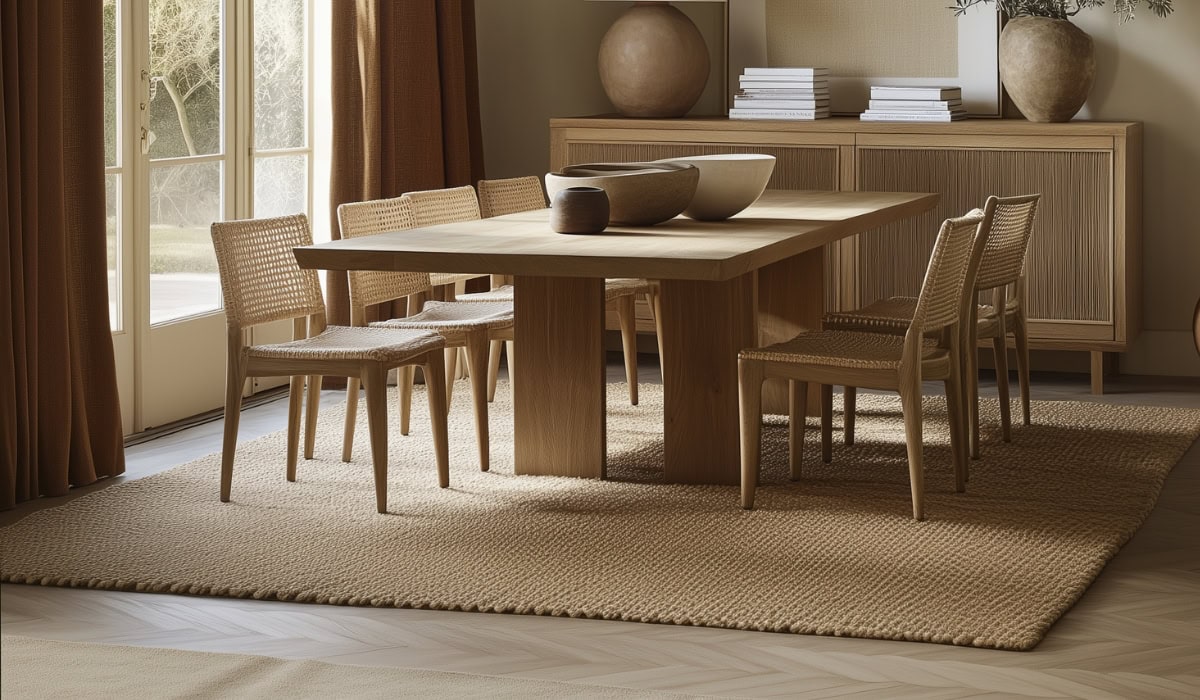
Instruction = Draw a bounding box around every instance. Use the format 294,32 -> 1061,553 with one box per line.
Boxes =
659,274 -> 756,484
758,249 -> 826,415
513,276 -> 607,478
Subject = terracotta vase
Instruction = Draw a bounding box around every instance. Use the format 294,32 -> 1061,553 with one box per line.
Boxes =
597,2 -> 710,118
999,16 -> 1096,123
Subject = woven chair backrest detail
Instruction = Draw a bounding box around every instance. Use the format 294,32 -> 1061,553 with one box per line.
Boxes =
911,211 -> 987,336
402,186 -> 481,227
338,196 -> 432,310
211,214 -> 325,329
975,193 -> 1041,291
478,176 -> 547,218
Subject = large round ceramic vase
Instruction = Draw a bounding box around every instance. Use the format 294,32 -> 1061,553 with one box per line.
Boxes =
999,16 -> 1096,123
598,2 -> 710,118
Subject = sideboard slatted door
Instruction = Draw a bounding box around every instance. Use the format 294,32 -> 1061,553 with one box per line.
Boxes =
855,145 -> 1114,343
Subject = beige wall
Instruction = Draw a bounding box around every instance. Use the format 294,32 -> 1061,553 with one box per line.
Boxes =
475,2 -> 1199,376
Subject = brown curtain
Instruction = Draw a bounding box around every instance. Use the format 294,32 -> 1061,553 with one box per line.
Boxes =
328,0 -> 486,330
1,1 -> 126,508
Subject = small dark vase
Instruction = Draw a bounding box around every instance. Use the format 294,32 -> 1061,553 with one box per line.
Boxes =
550,186 -> 609,234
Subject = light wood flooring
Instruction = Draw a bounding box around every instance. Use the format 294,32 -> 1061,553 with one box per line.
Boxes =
4,358 -> 1200,698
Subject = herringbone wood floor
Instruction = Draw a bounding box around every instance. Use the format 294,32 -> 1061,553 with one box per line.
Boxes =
3,360 -> 1199,698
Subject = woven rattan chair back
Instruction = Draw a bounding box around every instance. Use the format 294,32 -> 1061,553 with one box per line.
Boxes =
478,176 -> 547,218
211,214 -> 325,329
974,194 -> 1041,291
910,211 -> 987,336
403,186 -> 482,226
338,196 -> 432,310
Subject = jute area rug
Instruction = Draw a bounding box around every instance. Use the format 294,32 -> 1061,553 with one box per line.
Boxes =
0,636 -> 685,699
2,382 -> 1198,651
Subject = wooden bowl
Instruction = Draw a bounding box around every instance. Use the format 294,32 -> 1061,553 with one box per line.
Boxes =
656,154 -> 776,221
545,162 -> 699,226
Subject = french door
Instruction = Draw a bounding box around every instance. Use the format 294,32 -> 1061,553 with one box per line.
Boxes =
105,0 -> 313,433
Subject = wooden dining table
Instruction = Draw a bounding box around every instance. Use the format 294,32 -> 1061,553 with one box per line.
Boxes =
294,190 -> 938,485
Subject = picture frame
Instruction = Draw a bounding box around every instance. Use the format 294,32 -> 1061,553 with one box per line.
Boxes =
727,1 -> 1002,116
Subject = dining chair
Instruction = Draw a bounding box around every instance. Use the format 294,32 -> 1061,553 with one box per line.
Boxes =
476,175 -> 658,406
738,210 -> 987,520
339,196 -> 514,473
824,194 -> 1040,459
210,214 -> 450,514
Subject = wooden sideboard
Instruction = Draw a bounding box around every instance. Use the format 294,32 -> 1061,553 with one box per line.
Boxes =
550,116 -> 1142,393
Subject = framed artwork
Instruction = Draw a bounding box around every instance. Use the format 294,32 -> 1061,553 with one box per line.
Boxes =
728,0 -> 1001,116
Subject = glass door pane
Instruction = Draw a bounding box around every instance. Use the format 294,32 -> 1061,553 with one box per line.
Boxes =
148,0 -> 224,324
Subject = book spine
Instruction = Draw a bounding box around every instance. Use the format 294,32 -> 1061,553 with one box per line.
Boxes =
867,100 -> 961,110
869,89 -> 961,100
734,99 -> 828,109
860,112 -> 963,122
743,68 -> 829,76
863,109 -> 965,117
730,109 -> 830,119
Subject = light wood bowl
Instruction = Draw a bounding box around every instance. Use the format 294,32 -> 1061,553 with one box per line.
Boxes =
545,162 -> 699,227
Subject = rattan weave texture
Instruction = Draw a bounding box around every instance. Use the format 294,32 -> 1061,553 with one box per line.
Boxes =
478,176 -> 547,218
210,214 -> 325,328
339,196 -> 432,308
248,325 -> 444,363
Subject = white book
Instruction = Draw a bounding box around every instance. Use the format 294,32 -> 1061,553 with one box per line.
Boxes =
734,75 -> 830,84
862,108 -> 965,117
869,86 -> 962,100
739,83 -> 829,93
729,108 -> 831,120
743,67 -> 829,76
860,111 -> 967,122
734,98 -> 830,110
738,88 -> 831,97
868,99 -> 962,110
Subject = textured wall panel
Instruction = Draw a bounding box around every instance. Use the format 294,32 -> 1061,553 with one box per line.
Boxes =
565,143 -> 841,310
857,148 -> 1112,323
765,0 -> 957,78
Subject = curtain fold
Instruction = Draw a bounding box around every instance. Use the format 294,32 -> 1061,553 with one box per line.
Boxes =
329,0 -> 485,330
1,0 -> 125,509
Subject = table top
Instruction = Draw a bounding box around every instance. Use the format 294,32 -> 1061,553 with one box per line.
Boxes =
294,190 -> 938,282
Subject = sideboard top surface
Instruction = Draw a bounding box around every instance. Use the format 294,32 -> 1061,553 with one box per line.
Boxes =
551,115 -> 1141,137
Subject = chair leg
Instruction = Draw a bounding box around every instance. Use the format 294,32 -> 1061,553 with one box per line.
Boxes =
898,378 -> 925,521
362,364 -> 389,514
843,386 -> 857,445
399,365 -> 415,436
788,380 -> 808,481
444,347 -> 458,411
466,332 -> 491,472
648,286 -> 665,374
287,376 -> 304,480
341,378 -> 359,463
738,359 -> 765,509
487,339 -> 502,402
505,340 -> 515,387
993,332 -> 1012,444
303,374 -> 322,460
220,361 -> 247,503
424,354 -> 451,489
821,384 -> 833,464
968,315 -> 982,461
617,294 -> 638,405
1013,308 -> 1032,426
945,357 -> 967,494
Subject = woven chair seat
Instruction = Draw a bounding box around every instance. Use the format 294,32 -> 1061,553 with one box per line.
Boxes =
371,300 -> 514,337
430,272 -> 486,288
824,296 -> 1020,336
740,330 -> 946,370
248,325 -> 444,364
605,278 -> 652,301
456,284 -> 514,302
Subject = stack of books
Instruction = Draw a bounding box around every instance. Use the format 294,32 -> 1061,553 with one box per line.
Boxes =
729,67 -> 830,121
860,86 -> 966,122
